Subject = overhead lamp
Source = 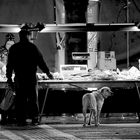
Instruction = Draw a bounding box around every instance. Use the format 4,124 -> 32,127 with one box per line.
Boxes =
20,23 -> 32,30
21,22 -> 45,31
31,22 -> 45,40
20,22 -> 45,41
34,22 -> 45,31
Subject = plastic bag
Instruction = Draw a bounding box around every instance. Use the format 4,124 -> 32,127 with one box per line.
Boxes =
0,86 -> 15,111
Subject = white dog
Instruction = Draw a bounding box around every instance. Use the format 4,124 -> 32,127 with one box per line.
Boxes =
82,87 -> 113,127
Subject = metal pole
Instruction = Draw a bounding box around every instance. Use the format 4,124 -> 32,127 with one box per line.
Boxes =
126,0 -> 130,68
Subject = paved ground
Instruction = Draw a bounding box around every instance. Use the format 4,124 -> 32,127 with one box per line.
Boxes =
0,114 -> 140,140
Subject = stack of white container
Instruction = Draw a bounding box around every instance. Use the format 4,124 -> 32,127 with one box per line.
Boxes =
97,51 -> 116,70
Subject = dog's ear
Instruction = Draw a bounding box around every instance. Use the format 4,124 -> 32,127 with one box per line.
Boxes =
99,87 -> 113,94
98,87 -> 104,93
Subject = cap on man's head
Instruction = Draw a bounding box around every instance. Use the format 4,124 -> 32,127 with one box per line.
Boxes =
19,29 -> 31,37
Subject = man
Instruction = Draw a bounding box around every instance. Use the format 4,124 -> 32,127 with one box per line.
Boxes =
6,30 -> 53,126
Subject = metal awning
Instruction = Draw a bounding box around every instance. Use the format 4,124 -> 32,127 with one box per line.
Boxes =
0,23 -> 140,33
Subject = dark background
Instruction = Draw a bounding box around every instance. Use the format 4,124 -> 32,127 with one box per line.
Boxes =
0,0 -> 140,71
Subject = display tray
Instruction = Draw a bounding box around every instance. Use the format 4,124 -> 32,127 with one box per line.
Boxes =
0,79 -> 140,89
0,80 -> 140,114
38,79 -> 140,89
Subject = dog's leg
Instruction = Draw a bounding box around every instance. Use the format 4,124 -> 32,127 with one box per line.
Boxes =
83,108 -> 87,127
96,109 -> 101,126
94,109 -> 98,127
88,110 -> 93,125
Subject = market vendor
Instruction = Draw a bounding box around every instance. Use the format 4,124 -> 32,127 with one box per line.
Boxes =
6,30 -> 54,126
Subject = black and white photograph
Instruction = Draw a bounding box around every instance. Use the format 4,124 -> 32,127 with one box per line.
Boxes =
0,0 -> 140,139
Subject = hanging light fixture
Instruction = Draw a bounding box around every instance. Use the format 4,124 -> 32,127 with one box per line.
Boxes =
20,22 -> 45,41
31,22 -> 45,41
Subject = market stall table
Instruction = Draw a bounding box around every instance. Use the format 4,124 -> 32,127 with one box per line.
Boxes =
0,80 -> 140,122
38,79 -> 140,122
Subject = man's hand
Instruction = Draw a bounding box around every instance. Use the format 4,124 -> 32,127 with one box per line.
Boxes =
47,73 -> 54,80
7,78 -> 15,91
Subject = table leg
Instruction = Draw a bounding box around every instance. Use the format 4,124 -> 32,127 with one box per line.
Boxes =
135,82 -> 140,100
39,87 -> 49,123
135,82 -> 140,122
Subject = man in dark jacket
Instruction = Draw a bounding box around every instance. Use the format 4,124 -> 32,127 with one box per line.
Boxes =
6,30 -> 53,126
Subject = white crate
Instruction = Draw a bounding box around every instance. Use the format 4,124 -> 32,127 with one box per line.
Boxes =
60,65 -> 88,78
98,51 -> 115,59
97,51 -> 116,70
